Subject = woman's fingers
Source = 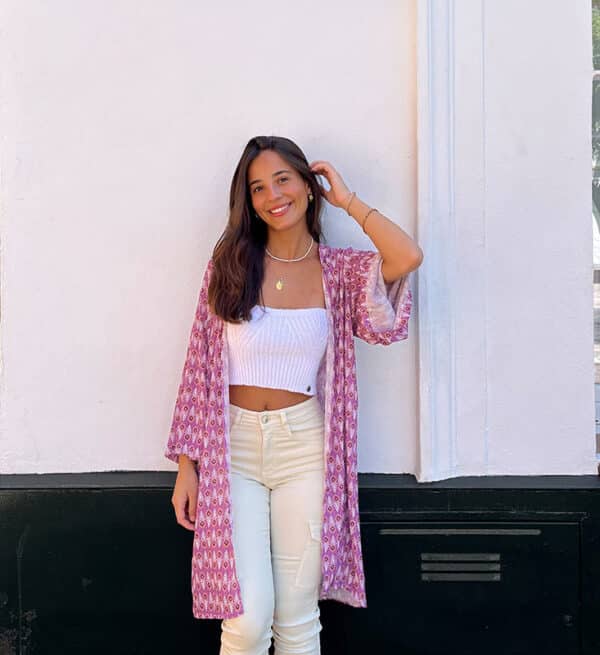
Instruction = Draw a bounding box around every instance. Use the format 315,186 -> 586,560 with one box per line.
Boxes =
172,498 -> 194,530
188,493 -> 197,523
172,473 -> 198,531
309,160 -> 329,172
172,494 -> 196,531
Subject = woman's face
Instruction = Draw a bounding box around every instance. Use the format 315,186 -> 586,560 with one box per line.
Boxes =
247,149 -> 311,232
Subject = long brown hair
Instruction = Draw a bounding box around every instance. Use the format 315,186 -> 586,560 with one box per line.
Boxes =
208,135 -> 325,323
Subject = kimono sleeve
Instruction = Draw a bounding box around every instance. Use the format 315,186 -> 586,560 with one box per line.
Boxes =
164,259 -> 213,464
344,246 -> 413,346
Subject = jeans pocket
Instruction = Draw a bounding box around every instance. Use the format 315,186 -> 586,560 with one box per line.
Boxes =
294,519 -> 323,589
284,414 -> 325,441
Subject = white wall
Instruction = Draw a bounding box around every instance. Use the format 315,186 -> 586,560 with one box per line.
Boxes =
0,1 -> 418,473
484,1 -> 593,474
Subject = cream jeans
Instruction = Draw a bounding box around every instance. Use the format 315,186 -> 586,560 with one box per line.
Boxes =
219,395 -> 325,655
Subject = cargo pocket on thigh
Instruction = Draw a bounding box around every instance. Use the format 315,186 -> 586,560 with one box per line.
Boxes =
294,519 -> 322,589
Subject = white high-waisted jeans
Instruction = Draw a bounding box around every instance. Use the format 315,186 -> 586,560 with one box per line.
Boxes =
219,395 -> 325,655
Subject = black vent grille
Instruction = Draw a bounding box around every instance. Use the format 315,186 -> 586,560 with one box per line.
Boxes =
378,526 -> 543,583
420,552 -> 501,581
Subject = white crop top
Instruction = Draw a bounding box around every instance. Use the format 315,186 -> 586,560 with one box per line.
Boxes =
225,305 -> 329,396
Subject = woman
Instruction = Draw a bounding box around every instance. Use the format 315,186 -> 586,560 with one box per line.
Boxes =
165,135 -> 423,655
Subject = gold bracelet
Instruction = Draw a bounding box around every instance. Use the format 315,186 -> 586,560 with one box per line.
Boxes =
362,207 -> 378,233
345,191 -> 356,214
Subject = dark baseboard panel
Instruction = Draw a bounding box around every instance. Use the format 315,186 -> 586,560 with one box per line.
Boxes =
2,470 -> 599,488
1,473 -> 599,655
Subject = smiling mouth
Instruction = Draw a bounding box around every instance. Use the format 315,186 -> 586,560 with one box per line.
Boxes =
268,203 -> 291,216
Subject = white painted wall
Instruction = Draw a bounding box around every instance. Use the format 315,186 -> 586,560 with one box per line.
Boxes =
0,1 -> 595,480
0,1 -> 418,473
483,1 -> 594,475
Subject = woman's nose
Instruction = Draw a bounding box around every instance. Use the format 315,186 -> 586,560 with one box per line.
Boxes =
265,184 -> 283,200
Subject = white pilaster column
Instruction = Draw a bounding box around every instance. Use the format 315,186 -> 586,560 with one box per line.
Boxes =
416,0 -> 489,481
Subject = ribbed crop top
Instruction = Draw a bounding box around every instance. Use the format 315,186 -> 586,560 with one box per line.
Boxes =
225,305 -> 329,396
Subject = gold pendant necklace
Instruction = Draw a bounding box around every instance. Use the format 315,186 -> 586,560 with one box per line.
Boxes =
265,236 -> 314,293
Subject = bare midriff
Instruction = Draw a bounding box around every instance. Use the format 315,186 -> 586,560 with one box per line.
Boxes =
228,385 -> 312,411
228,247 -> 324,412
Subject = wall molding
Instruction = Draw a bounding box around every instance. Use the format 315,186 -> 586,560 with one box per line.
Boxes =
416,0 -> 488,481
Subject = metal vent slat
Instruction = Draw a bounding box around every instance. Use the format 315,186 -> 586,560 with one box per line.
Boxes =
422,573 -> 502,582
421,552 -> 500,561
421,563 -> 501,571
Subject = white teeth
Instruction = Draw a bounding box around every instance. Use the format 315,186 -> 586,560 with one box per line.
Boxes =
270,203 -> 290,215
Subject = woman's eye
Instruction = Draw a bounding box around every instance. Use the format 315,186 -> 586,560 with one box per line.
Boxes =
251,177 -> 287,193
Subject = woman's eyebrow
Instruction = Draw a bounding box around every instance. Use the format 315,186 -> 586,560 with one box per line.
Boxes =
249,169 -> 292,186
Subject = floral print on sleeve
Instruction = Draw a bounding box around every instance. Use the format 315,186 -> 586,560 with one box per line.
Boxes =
164,259 -> 214,464
343,246 -> 413,345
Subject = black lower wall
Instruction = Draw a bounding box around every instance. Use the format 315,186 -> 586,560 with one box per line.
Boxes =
1,473 -> 599,655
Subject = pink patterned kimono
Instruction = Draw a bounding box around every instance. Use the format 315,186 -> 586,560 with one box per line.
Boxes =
165,242 -> 413,619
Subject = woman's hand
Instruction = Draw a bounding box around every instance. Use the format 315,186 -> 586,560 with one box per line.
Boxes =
309,160 -> 352,210
171,456 -> 199,531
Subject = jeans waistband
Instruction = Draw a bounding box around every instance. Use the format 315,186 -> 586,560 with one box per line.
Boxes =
228,395 -> 322,427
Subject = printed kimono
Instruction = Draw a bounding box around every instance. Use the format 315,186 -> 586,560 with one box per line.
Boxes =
165,242 -> 413,619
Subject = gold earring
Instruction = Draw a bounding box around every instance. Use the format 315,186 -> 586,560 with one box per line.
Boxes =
308,192 -> 313,202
